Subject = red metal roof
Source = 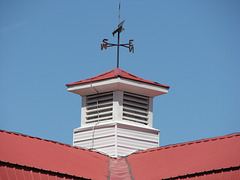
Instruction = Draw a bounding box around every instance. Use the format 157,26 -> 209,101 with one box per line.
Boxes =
66,68 -> 169,89
0,130 -> 109,180
0,161 -> 86,180
127,133 -> 240,180
1,129 -> 240,180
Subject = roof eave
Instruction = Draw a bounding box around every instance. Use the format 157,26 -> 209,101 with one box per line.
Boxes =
67,77 -> 169,97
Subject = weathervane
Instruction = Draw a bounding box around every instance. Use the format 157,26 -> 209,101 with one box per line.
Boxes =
101,3 -> 134,68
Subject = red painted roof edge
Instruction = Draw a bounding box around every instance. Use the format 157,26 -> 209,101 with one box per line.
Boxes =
65,69 -> 118,86
130,132 -> 240,156
0,160 -> 89,180
161,165 -> 240,180
0,129 -> 109,158
119,69 -> 170,88
66,68 -> 170,89
120,76 -> 169,89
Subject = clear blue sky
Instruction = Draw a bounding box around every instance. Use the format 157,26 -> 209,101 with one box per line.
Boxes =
1,0 -> 239,147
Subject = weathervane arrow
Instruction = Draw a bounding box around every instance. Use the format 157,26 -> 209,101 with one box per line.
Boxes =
112,20 -> 125,36
101,3 -> 134,68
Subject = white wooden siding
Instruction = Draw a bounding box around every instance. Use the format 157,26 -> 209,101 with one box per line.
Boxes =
73,122 -> 159,157
117,136 -> 158,150
117,127 -> 159,142
73,124 -> 115,150
117,146 -> 137,157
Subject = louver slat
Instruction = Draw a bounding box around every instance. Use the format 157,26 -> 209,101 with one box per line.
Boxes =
123,94 -> 148,104
123,107 -> 148,116
87,94 -> 113,104
86,91 -> 113,99
123,92 -> 149,125
123,110 -> 148,120
86,116 -> 112,123
87,111 -> 113,119
86,92 -> 113,124
87,106 -> 113,115
87,102 -> 112,111
123,100 -> 148,110
122,116 -> 148,125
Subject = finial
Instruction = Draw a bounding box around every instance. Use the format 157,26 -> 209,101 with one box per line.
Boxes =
101,3 -> 134,69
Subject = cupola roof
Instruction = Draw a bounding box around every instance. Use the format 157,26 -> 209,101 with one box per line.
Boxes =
66,68 -> 169,89
66,68 -> 169,97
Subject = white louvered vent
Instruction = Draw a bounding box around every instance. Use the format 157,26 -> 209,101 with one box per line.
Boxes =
123,92 -> 149,125
86,91 -> 113,124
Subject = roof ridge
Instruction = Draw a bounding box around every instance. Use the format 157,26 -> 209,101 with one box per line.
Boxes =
91,69 -> 115,79
122,69 -> 144,79
65,69 -> 115,86
118,68 -> 161,82
117,68 -> 169,88
69,69 -> 115,85
131,132 -> 240,155
0,129 -> 107,156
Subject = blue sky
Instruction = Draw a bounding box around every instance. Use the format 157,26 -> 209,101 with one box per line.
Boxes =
1,0 -> 239,147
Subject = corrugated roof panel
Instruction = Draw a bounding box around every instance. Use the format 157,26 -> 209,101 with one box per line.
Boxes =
0,164 -> 80,180
161,167 -> 240,180
127,133 -> 240,180
0,130 -> 109,180
66,68 -> 169,88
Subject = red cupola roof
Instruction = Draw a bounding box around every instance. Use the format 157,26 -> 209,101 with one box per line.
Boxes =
66,68 -> 169,89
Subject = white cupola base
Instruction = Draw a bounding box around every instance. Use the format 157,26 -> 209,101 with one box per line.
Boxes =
73,121 -> 159,158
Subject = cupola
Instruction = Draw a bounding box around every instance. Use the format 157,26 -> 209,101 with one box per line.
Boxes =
66,68 -> 169,157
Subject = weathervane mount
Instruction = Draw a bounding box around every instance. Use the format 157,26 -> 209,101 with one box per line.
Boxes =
101,3 -> 134,68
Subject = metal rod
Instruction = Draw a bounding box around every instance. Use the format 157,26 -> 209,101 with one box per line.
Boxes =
117,3 -> 121,68
119,3 -> 120,25
117,32 -> 120,68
